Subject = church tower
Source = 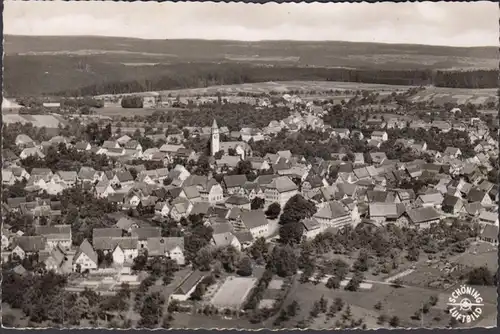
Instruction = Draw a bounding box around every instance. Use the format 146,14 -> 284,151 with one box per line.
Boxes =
211,119 -> 220,156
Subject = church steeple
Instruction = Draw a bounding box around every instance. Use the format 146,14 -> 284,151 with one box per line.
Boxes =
210,119 -> 220,156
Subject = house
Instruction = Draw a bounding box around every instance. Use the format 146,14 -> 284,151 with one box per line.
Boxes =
147,237 -> 185,265
155,201 -> 171,217
102,140 -> 121,150
20,147 -> 46,160
353,153 -> 365,166
2,169 -> 17,186
444,147 -> 462,158
240,210 -> 270,239
223,174 -> 248,195
264,176 -> 299,208
479,224 -> 498,245
95,179 -> 115,198
302,218 -> 323,239
406,207 -> 442,229
73,239 -> 98,272
131,227 -> 162,249
115,216 -> 141,233
330,128 -> 350,139
302,175 -> 329,198
170,197 -> 193,220
442,195 -> 464,215
111,238 -> 140,264
54,171 -> 78,187
241,182 -> 264,201
92,227 -> 123,244
124,140 -> 142,152
371,131 -> 388,142
42,245 -> 69,274
394,189 -> 416,205
313,201 -> 353,230
225,195 -> 251,210
35,224 -> 72,250
169,270 -> 205,302
75,141 -> 92,151
112,170 -> 135,187
6,167 -> 30,182
478,211 -> 499,227
11,236 -> 47,260
247,157 -> 271,171
467,189 -> 493,206
415,193 -> 444,209
370,152 -> 388,165
182,185 -> 202,203
212,231 -> 242,251
15,134 -> 35,148
461,202 -> 485,217
368,203 -> 406,224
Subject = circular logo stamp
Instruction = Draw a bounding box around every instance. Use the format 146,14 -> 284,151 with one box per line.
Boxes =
447,285 -> 484,324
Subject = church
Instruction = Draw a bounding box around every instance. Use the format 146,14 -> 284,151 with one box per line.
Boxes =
211,119 -> 252,160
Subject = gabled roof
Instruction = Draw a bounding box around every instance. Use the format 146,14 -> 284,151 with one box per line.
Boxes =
223,174 -> 248,188
191,201 -> 211,216
265,176 -> 298,193
369,202 -> 405,219
131,227 -> 162,240
240,210 -> 268,230
93,236 -> 138,251
406,207 -> 442,224
417,192 -> 444,205
74,239 -> 98,265
182,185 -> 201,199
314,201 -> 349,220
302,218 -> 321,231
226,195 -> 250,206
480,224 -> 498,240
116,216 -> 139,231
92,227 -> 123,239
467,189 -> 488,202
173,270 -> 205,295
12,236 -> 46,252
147,237 -> 185,256
463,202 -> 484,215
478,211 -> 498,223
442,195 -> 462,208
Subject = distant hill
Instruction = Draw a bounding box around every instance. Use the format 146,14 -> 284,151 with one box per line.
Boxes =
3,35 -> 498,96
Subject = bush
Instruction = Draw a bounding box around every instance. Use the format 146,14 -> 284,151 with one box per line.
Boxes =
121,96 -> 144,108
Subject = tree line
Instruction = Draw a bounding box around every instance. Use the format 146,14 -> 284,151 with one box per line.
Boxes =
52,65 -> 499,97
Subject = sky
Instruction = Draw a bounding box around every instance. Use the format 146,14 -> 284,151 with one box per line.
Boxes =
3,1 -> 499,47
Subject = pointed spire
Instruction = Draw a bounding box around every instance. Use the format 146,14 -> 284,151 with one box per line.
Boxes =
212,119 -> 218,129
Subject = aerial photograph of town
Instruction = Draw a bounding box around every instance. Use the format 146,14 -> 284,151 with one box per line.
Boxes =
1,0 -> 498,330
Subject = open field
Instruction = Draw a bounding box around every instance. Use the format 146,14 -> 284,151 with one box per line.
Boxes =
142,81 -> 416,97
410,87 -> 497,106
283,279 -> 496,329
95,81 -> 497,108
210,276 -> 258,309
92,106 -> 187,117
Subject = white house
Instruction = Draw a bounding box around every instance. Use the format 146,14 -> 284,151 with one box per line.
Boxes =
111,238 -> 139,265
146,237 -> 185,265
371,131 -> 388,142
169,270 -> 205,302
264,176 -> 298,208
240,210 -> 270,239
73,239 -> 99,272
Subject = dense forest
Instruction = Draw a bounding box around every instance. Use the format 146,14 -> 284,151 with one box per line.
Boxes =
4,53 -> 498,97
